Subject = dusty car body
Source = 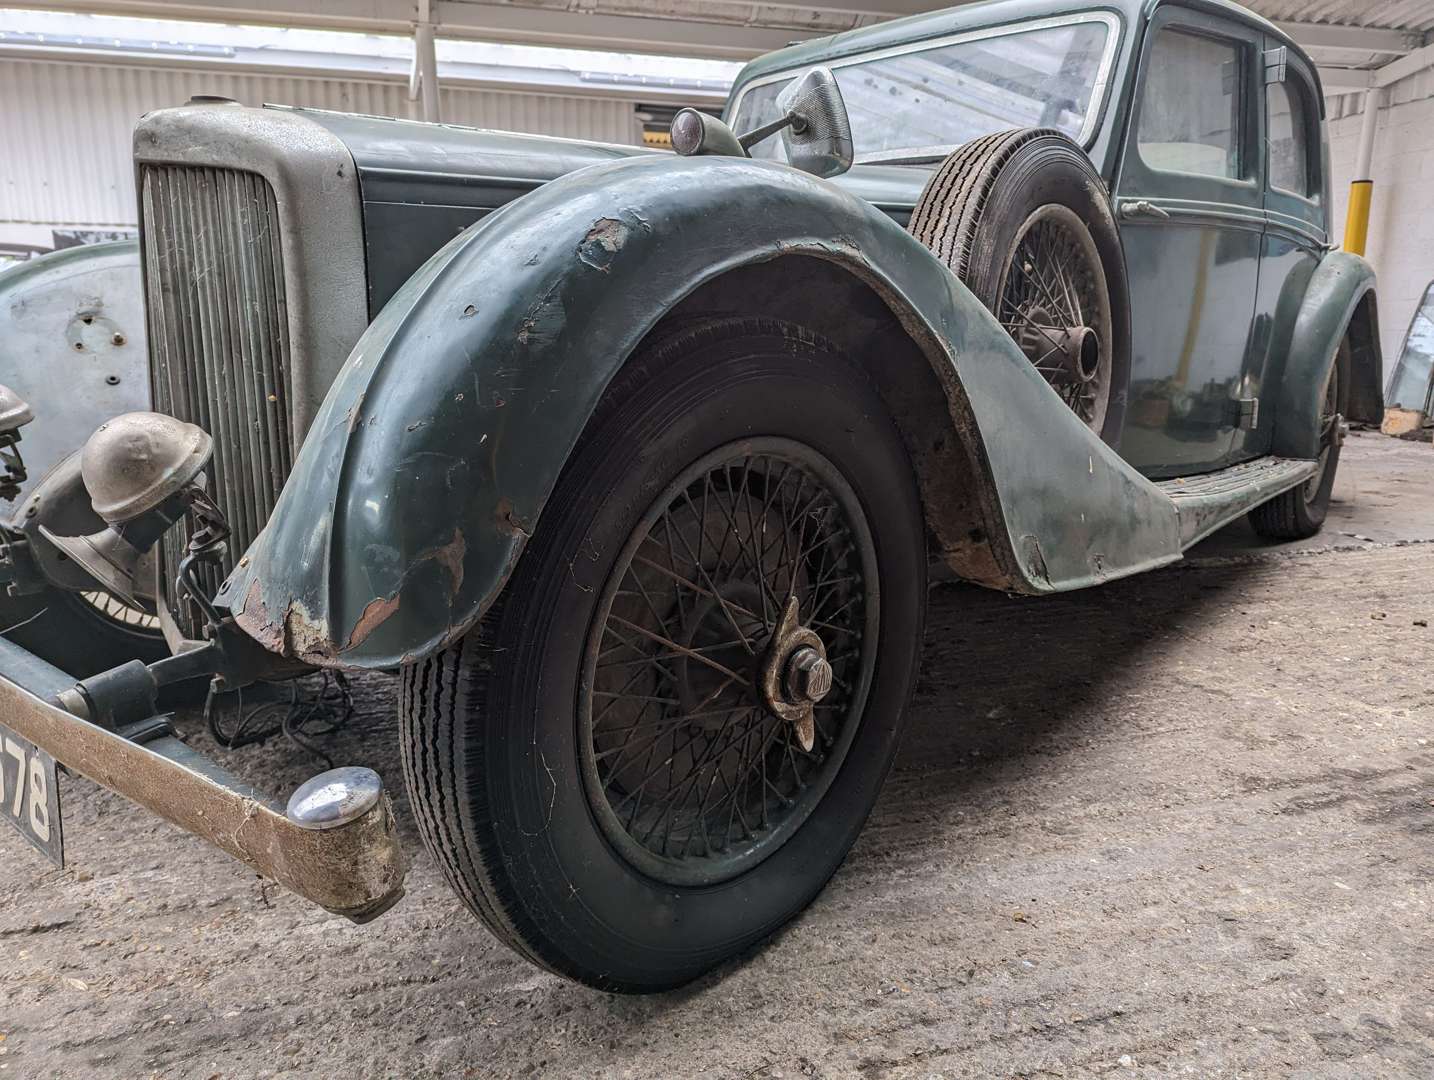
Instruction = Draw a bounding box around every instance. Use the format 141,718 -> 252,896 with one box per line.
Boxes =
0,0 -> 1381,990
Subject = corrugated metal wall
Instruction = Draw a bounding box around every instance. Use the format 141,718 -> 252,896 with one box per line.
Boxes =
0,57 -> 640,229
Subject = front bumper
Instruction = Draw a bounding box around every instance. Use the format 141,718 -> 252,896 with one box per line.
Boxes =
0,635 -> 407,922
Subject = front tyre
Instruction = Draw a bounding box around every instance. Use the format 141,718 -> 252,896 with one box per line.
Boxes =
400,319 -> 927,991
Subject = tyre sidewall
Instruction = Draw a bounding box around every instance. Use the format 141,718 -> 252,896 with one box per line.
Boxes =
478,324 -> 925,989
1299,340 -> 1353,528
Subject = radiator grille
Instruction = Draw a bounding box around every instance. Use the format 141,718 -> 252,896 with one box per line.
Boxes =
141,164 -> 295,637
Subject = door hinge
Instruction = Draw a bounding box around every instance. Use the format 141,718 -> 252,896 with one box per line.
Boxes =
1263,47 -> 1288,84
1233,397 -> 1260,430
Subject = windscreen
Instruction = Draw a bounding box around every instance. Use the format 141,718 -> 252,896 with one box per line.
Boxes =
731,19 -> 1112,163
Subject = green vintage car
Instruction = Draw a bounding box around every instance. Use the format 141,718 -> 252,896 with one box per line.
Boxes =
0,0 -> 1381,991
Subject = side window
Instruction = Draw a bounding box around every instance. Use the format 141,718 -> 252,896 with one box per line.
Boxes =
1267,78 -> 1313,198
1137,28 -> 1243,179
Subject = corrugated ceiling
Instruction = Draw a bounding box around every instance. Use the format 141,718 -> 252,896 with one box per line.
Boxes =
1244,0 -> 1434,34
10,0 -> 1434,67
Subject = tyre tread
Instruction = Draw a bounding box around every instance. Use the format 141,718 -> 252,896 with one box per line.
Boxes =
907,127 -> 1054,276
1247,490 -> 1311,541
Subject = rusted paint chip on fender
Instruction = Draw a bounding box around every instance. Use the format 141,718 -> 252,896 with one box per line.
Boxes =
347,594 -> 401,650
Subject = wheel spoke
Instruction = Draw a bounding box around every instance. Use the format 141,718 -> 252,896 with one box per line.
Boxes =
999,210 -> 1110,429
607,612 -> 752,688
580,442 -> 875,885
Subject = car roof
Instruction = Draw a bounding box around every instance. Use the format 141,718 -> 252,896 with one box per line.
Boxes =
730,0 -> 1317,103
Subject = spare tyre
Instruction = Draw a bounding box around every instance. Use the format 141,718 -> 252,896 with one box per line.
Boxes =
908,127 -> 1131,446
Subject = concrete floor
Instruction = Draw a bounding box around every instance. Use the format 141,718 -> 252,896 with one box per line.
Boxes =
2,432 -> 1432,1079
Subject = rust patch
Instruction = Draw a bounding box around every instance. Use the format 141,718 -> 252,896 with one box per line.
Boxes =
285,598 -> 336,660
495,497 -> 532,539
240,578 -> 284,654
516,283 -> 564,347
576,217 -> 630,272
347,594 -> 401,651
1020,534 -> 1051,587
345,391 -> 366,435
425,528 -> 466,595
235,581 -> 340,662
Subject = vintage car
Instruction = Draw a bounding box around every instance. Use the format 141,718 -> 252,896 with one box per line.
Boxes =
0,0 -> 1382,992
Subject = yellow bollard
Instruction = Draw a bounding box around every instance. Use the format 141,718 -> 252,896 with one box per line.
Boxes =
1343,180 -> 1373,256
1344,87 -> 1382,257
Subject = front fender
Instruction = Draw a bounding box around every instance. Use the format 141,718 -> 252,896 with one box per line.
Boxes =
217,155 -> 1181,668
1271,251 -> 1381,459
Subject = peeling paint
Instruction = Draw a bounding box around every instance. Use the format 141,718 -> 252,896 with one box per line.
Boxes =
1020,534 -> 1050,587
345,391 -> 366,435
576,217 -> 630,273
516,283 -> 565,347
495,497 -> 532,539
423,527 -> 466,595
285,598 -> 335,660
347,593 -> 401,651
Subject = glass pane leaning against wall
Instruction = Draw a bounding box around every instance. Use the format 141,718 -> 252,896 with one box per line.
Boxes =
1387,281 -> 1434,416
732,19 -> 1110,162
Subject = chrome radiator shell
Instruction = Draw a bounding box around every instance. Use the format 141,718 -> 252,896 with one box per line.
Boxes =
133,104 -> 367,643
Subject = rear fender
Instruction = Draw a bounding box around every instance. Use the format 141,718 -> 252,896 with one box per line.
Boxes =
1271,251 -> 1382,458
216,155 -> 1181,669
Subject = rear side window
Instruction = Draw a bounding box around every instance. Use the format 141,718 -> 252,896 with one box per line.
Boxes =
1268,78 -> 1313,197
1137,28 -> 1243,179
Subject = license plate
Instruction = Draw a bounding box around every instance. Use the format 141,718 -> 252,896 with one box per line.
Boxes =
0,720 -> 63,867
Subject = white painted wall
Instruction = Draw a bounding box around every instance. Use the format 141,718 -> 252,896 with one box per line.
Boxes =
1326,73 -> 1434,380
0,56 -> 641,244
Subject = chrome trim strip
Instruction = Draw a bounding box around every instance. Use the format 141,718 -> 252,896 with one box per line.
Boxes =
1118,197 -> 1326,247
1264,208 -> 1326,248
727,11 -> 1124,161
1118,197 -> 1267,232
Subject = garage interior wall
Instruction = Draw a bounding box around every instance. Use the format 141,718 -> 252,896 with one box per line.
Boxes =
0,56 -> 639,238
1325,71 -> 1434,372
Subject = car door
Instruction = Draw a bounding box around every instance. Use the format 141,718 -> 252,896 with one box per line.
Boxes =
1234,41 -> 1329,462
1113,5 -> 1264,478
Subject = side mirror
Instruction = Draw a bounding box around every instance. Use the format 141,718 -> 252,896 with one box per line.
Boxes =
774,68 -> 854,179
670,66 -> 854,179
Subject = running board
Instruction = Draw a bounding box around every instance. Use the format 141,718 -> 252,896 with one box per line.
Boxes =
1157,456 -> 1319,548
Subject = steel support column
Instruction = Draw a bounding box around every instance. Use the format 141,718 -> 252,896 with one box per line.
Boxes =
1342,86 -> 1382,255
410,0 -> 441,124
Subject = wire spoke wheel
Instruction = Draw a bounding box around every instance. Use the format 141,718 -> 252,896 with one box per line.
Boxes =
78,590 -> 161,631
997,203 -> 1114,432
401,320 -> 926,990
579,437 -> 879,886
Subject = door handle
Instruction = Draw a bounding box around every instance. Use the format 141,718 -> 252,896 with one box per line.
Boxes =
1119,199 -> 1172,220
